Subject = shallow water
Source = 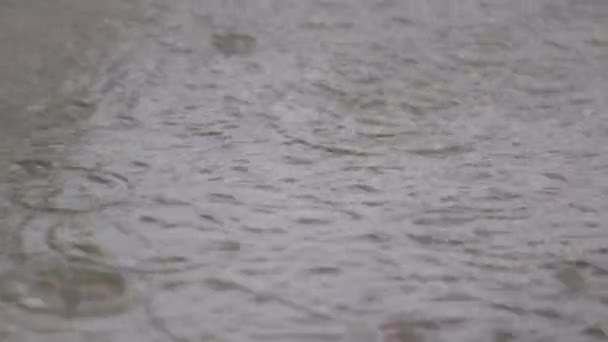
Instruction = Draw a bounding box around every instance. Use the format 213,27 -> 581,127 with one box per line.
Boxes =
1,0 -> 608,341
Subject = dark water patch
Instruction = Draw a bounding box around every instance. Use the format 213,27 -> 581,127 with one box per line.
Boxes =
380,321 -> 425,342
131,160 -> 150,168
449,52 -> 507,69
533,308 -> 563,320
289,194 -> 321,202
358,131 -> 402,139
432,291 -> 477,302
379,315 -> 466,342
484,213 -> 530,221
419,205 -> 531,222
217,240 -> 241,252
231,165 -> 248,172
305,266 -> 341,275
207,192 -> 243,205
559,259 -> 608,276
339,209 -> 364,221
162,120 -> 178,126
543,40 -> 574,52
568,203 -> 597,213
543,172 -> 568,182
582,324 -> 608,339
407,144 -> 474,158
140,215 -> 160,224
391,16 -> 416,26
242,225 -> 285,235
539,186 -> 561,195
357,232 -> 392,243
191,130 -> 224,137
440,195 -> 457,203
584,221 -> 600,228
357,98 -> 386,110
361,200 -> 386,207
71,242 -> 104,258
253,183 -> 280,191
465,261 -> 513,272
412,216 -> 477,226
283,155 -> 315,165
204,277 -> 244,292
519,83 -> 573,96
311,81 -> 348,99
493,330 -> 516,342
148,256 -> 188,264
489,303 -> 527,316
183,104 -> 200,111
476,187 -> 523,201
198,212 -> 222,224
288,137 -> 375,157
251,206 -> 277,214
356,116 -> 396,127
250,331 -> 342,341
12,159 -> 55,176
347,183 -> 380,193
211,32 -> 256,56
153,194 -> 191,206
101,114 -> 140,130
295,217 -> 333,226
587,38 -> 608,47
407,234 -> 465,247
301,20 -> 353,31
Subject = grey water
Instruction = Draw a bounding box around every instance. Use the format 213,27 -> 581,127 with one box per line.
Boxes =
1,0 -> 608,341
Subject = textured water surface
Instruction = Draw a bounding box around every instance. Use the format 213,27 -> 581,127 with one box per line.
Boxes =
1,0 -> 608,341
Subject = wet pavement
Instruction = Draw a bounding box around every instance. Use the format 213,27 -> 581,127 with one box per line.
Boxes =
1,0 -> 608,341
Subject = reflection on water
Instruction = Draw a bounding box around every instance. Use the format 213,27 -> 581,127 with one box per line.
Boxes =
2,0 -> 608,341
